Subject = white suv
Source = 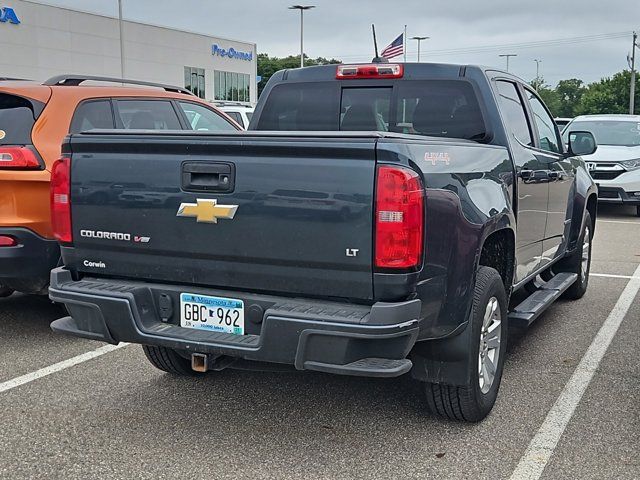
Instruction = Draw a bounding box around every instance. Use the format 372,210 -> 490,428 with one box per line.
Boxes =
563,114 -> 640,216
216,103 -> 254,129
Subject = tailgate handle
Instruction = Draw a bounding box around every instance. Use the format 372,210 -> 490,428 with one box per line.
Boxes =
182,162 -> 235,193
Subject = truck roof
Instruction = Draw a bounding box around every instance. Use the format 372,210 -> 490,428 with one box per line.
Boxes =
278,62 -> 483,81
271,62 -> 526,88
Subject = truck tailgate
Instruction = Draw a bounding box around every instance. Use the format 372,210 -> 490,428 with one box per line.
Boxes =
66,133 -> 376,300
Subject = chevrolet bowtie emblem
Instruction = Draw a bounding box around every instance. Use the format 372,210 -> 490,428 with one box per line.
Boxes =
176,199 -> 238,223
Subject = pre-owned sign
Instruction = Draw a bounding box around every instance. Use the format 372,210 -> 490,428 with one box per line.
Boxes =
0,7 -> 20,24
212,44 -> 252,61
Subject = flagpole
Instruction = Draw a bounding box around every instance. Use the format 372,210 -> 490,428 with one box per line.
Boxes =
403,25 -> 407,63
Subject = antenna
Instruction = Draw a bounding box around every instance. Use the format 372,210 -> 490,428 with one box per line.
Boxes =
371,24 -> 388,63
372,24 -> 380,57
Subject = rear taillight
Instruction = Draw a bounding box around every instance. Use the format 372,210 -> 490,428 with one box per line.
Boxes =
51,157 -> 72,243
375,165 -> 424,269
0,146 -> 40,169
336,63 -> 404,79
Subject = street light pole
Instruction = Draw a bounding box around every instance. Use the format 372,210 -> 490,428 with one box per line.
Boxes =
499,53 -> 517,72
118,0 -> 125,78
411,36 -> 429,62
289,5 -> 315,68
534,58 -> 542,90
629,31 -> 637,115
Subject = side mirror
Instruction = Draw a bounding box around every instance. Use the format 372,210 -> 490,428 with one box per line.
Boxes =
567,131 -> 597,156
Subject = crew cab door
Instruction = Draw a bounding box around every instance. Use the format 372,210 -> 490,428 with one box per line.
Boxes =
493,80 -> 549,282
522,88 -> 574,265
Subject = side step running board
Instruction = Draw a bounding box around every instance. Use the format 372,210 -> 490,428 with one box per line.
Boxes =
303,357 -> 412,378
509,272 -> 578,328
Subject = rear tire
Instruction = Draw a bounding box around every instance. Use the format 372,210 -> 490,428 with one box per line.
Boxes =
636,205 -> 640,217
142,345 -> 203,376
423,266 -> 508,422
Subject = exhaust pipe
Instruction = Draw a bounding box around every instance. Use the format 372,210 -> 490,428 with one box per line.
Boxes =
191,353 -> 208,373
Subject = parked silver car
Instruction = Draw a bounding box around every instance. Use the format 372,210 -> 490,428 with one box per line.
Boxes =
563,114 -> 640,216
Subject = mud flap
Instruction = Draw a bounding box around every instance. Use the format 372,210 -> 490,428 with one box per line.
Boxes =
410,321 -> 472,386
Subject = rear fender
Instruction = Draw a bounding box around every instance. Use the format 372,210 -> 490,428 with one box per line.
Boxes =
375,140 -> 516,341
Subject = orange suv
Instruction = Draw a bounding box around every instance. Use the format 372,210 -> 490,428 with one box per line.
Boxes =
0,75 -> 240,296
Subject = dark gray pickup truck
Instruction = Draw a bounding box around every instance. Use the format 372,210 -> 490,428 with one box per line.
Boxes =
49,62 -> 598,421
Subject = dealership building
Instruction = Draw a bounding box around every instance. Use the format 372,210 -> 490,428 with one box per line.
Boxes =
0,1 -> 258,103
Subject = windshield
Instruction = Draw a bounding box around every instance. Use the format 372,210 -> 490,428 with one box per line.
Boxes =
256,80 -> 487,141
563,120 -> 640,146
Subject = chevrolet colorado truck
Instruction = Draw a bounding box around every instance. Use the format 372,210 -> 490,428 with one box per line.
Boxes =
49,63 -> 598,421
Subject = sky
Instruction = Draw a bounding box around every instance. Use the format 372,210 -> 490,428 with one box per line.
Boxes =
29,0 -> 640,86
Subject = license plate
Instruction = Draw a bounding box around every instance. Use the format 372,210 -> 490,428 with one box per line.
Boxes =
180,293 -> 244,335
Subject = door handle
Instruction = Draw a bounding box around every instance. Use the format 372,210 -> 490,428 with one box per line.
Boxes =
181,162 -> 235,193
520,169 -> 551,183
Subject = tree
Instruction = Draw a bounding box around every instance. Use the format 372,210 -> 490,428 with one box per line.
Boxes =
555,79 -> 585,117
530,71 -> 639,117
576,70 -> 640,115
257,54 -> 341,96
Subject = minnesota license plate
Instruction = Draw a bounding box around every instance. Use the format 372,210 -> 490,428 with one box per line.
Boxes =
179,293 -> 244,335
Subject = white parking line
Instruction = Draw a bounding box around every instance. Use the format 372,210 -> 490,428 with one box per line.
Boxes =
509,263 -> 640,480
598,220 -> 640,225
591,273 -> 640,280
0,343 -> 128,394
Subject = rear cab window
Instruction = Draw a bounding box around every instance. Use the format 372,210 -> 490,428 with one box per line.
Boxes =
256,83 -> 337,131
256,80 -> 487,141
341,87 -> 390,131
393,81 -> 485,139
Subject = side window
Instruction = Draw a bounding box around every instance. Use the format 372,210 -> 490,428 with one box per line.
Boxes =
526,90 -> 561,153
116,100 -> 181,130
70,100 -> 113,133
178,102 -> 237,131
495,81 -> 533,147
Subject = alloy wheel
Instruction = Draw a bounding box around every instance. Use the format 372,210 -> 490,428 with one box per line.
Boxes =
581,226 -> 591,280
478,296 -> 502,394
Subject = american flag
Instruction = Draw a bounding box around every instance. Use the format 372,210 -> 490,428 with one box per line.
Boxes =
381,33 -> 404,59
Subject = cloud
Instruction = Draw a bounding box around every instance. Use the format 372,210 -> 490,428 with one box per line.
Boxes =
34,0 -> 639,85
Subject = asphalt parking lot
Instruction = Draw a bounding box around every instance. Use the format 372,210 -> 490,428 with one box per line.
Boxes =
0,204 -> 638,480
